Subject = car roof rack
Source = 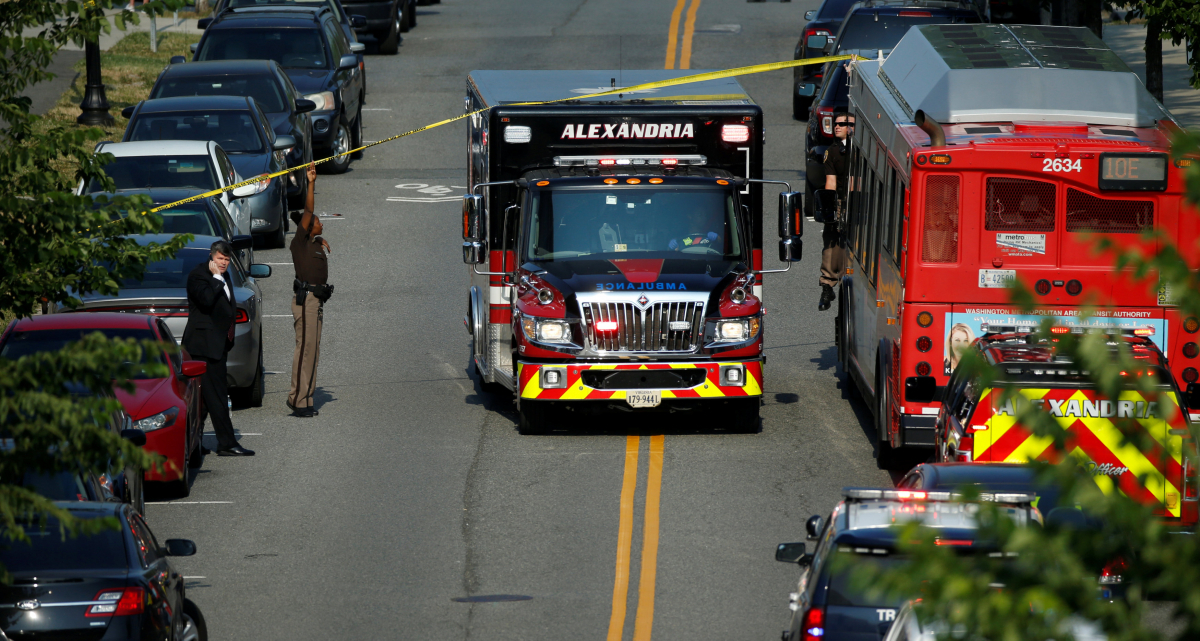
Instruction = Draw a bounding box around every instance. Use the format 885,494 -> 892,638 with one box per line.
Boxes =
842,487 -> 1036,504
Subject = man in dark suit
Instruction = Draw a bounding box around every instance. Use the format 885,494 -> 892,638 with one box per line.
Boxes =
183,240 -> 255,457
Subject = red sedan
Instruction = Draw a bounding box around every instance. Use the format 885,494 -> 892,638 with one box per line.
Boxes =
0,313 -> 206,497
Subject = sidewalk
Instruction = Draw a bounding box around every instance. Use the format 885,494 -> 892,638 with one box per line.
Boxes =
20,7 -> 201,52
1103,23 -> 1199,131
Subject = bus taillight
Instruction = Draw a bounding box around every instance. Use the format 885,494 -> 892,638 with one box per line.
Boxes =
916,336 -> 932,352
917,312 -> 933,328
1186,317 -> 1199,333
916,362 -> 932,376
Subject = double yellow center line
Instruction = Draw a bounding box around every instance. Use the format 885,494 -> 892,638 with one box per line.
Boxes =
607,435 -> 666,641
665,0 -> 701,70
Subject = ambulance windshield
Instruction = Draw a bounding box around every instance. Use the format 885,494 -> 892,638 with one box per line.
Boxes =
525,185 -> 743,261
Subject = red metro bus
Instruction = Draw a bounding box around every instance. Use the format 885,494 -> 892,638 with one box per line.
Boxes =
830,24 -> 1198,467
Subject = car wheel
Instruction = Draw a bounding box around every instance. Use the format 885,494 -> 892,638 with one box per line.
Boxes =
230,343 -> 264,408
271,194 -> 287,248
351,107 -> 364,160
875,364 -> 897,470
793,90 -> 806,120
168,470 -> 191,499
408,0 -> 417,28
187,424 -> 205,469
517,401 -> 550,435
322,117 -> 352,174
180,599 -> 207,641
400,0 -> 412,32
379,6 -> 400,54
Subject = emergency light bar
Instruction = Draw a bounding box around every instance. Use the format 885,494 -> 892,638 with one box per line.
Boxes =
552,155 -> 707,168
843,487 -> 1036,504
980,323 -> 1155,337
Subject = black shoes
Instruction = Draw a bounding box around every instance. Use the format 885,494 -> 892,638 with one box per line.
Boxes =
217,445 -> 255,456
286,401 -> 318,417
819,284 -> 836,311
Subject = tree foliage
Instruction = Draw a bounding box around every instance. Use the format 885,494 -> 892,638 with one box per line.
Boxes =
0,0 -> 187,568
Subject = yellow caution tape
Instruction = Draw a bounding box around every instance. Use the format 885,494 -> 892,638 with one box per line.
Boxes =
145,54 -> 857,215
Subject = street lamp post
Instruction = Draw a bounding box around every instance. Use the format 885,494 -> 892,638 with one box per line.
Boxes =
76,20 -> 113,127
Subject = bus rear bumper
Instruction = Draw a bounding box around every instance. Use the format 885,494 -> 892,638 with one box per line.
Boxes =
901,414 -> 937,447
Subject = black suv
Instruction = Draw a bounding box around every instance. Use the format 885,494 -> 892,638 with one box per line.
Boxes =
776,487 -> 1038,641
193,5 -> 365,174
792,0 -> 859,118
342,0 -> 418,54
150,59 -> 317,209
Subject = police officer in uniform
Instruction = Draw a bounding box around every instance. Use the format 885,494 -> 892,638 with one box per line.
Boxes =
819,109 -> 854,311
287,164 -> 332,417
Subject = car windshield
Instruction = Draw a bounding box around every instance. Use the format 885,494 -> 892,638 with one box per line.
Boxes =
0,518 -> 127,572
88,155 -> 218,193
4,471 -> 90,502
113,247 -> 213,290
127,111 -> 265,153
108,205 -> 217,236
825,554 -> 910,608
837,12 -> 978,52
525,186 -> 743,261
151,76 -> 287,113
198,28 -> 329,70
0,328 -> 165,379
818,0 -> 860,20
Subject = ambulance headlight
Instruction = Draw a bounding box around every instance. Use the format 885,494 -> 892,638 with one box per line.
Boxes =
522,315 -> 571,344
714,317 -> 761,343
504,126 -> 532,143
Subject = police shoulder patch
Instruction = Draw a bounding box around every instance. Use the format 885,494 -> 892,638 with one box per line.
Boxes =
823,150 -> 830,162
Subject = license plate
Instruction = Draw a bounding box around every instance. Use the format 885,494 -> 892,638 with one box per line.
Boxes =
626,390 -> 662,408
978,269 -> 1016,288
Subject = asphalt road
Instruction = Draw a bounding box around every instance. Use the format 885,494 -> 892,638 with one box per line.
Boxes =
145,1 -> 895,639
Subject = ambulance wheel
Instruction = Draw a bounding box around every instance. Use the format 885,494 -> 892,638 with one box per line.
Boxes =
727,398 -> 761,433
875,368 -> 897,470
518,401 -> 550,435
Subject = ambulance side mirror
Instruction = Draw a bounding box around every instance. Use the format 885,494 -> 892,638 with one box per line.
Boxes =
905,376 -> 942,403
779,191 -> 802,238
462,194 -> 484,241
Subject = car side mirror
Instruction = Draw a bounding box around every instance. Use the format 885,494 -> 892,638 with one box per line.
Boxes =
812,189 -> 838,224
806,35 -> 828,50
273,135 -> 296,151
904,376 -> 941,403
338,54 -> 358,70
822,40 -> 835,54
805,514 -> 823,539
121,105 -> 136,119
180,360 -> 207,378
775,542 -> 811,565
779,191 -> 803,239
350,42 -> 366,54
197,18 -> 212,29
250,264 -> 272,279
163,539 -> 197,557
120,428 -> 147,447
169,55 -> 186,65
231,234 -> 254,252
230,183 -> 258,199
295,98 -> 317,114
350,14 -> 367,28
796,83 -> 817,98
804,10 -> 816,20
462,194 -> 484,241
189,43 -> 199,54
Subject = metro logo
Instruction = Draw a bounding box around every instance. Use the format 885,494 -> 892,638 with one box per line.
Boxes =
560,123 -> 695,140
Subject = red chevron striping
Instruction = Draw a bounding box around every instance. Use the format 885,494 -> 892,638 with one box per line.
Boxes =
976,421 -> 1034,462
1066,419 -> 1161,506
518,363 -> 538,390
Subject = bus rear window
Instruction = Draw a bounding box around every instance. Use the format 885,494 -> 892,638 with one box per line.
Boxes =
1065,189 -> 1153,233
985,177 -> 1056,232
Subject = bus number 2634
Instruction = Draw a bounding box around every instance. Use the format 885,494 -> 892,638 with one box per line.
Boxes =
1043,158 -> 1082,173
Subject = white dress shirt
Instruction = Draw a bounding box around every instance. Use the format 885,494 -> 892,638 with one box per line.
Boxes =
213,273 -> 232,300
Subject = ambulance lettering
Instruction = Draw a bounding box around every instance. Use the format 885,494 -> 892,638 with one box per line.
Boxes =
995,397 -> 1160,419
560,123 -> 695,139
596,282 -> 687,291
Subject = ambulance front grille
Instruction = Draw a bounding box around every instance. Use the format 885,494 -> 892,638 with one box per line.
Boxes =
580,301 -> 705,353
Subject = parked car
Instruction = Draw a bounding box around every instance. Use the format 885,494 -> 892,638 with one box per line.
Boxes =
801,61 -> 851,216
120,96 -> 293,248
0,382 -> 147,514
82,140 -> 260,240
61,235 -> 272,410
883,600 -> 1107,641
0,502 -> 205,641
1,313 -> 210,498
792,0 -> 858,118
205,0 -> 368,88
148,60 -> 317,210
93,187 -> 238,240
191,5 -> 366,173
342,0 -> 417,53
